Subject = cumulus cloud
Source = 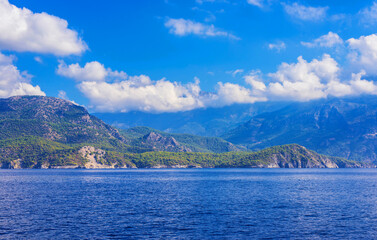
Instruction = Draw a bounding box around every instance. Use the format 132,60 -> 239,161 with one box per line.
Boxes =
57,61 -> 269,112
57,61 -> 108,82
58,52 -> 377,113
245,71 -> 266,92
0,52 -> 45,98
326,71 -> 377,97
283,3 -> 328,21
78,78 -> 207,112
260,55 -> 377,101
164,18 -> 240,40
57,61 -> 127,82
57,33 -> 377,112
0,0 -> 87,56
213,82 -> 265,106
347,34 -> 377,75
348,71 -> 377,94
267,54 -> 338,101
301,32 -> 343,48
268,42 -> 286,52
78,76 -> 266,112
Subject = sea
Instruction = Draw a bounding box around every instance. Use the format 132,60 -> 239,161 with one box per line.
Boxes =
0,169 -> 377,239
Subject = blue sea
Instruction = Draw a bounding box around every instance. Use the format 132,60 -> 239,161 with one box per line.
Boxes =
1,169 -> 377,239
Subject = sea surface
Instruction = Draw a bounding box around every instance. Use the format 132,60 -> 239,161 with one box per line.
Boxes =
1,169 -> 377,239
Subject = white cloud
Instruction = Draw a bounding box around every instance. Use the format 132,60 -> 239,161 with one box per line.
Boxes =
213,82 -> 265,106
245,71 -> 266,92
283,3 -> 328,21
58,90 -> 68,100
57,61 -> 108,82
247,0 -> 264,8
34,56 -> 43,64
325,81 -> 353,97
0,0 -> 87,56
268,42 -> 286,52
0,52 -> 45,98
269,55 -> 339,84
326,71 -> 377,97
301,32 -> 343,48
58,60 -> 268,112
267,55 -> 338,101
226,69 -> 244,77
57,61 -> 127,82
347,34 -> 377,75
78,78 -> 207,113
348,71 -> 377,94
57,90 -> 78,104
359,2 -> 377,25
77,76 -> 267,112
58,54 -> 377,112
165,18 -> 240,40
264,55 -> 377,100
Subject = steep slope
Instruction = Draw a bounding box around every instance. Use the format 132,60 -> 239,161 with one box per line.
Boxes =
223,96 -> 377,163
0,96 -> 370,169
140,132 -> 192,152
0,96 -> 125,144
0,96 -> 149,168
121,126 -> 242,153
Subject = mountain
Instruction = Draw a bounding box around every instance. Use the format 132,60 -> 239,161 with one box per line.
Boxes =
0,95 -> 125,145
127,144 -> 368,169
93,102 -> 288,136
223,96 -> 377,163
0,96 -> 369,169
121,126 -> 242,153
0,96 -> 149,168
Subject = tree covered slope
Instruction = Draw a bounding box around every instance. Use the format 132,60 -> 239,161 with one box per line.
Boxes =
0,96 -> 369,169
121,126 -> 242,153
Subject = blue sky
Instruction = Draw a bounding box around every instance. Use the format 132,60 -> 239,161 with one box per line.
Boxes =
1,0 -> 377,112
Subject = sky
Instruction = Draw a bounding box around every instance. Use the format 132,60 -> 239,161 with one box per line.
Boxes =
1,0 -> 377,113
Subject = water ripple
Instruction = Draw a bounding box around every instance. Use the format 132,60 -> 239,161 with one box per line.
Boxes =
0,169 -> 377,239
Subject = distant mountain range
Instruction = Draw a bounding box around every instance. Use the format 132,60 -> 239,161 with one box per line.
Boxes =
0,96 -> 364,169
94,102 -> 287,136
96,95 -> 377,164
223,96 -> 377,163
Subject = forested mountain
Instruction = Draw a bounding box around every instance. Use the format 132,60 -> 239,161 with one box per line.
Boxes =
0,96 -> 149,168
0,96 -> 363,169
0,95 -> 125,145
121,126 -> 242,153
223,96 -> 377,163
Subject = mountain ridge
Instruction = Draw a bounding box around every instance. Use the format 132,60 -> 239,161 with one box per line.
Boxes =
0,96 -> 371,169
223,96 -> 377,163
121,126 -> 242,153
